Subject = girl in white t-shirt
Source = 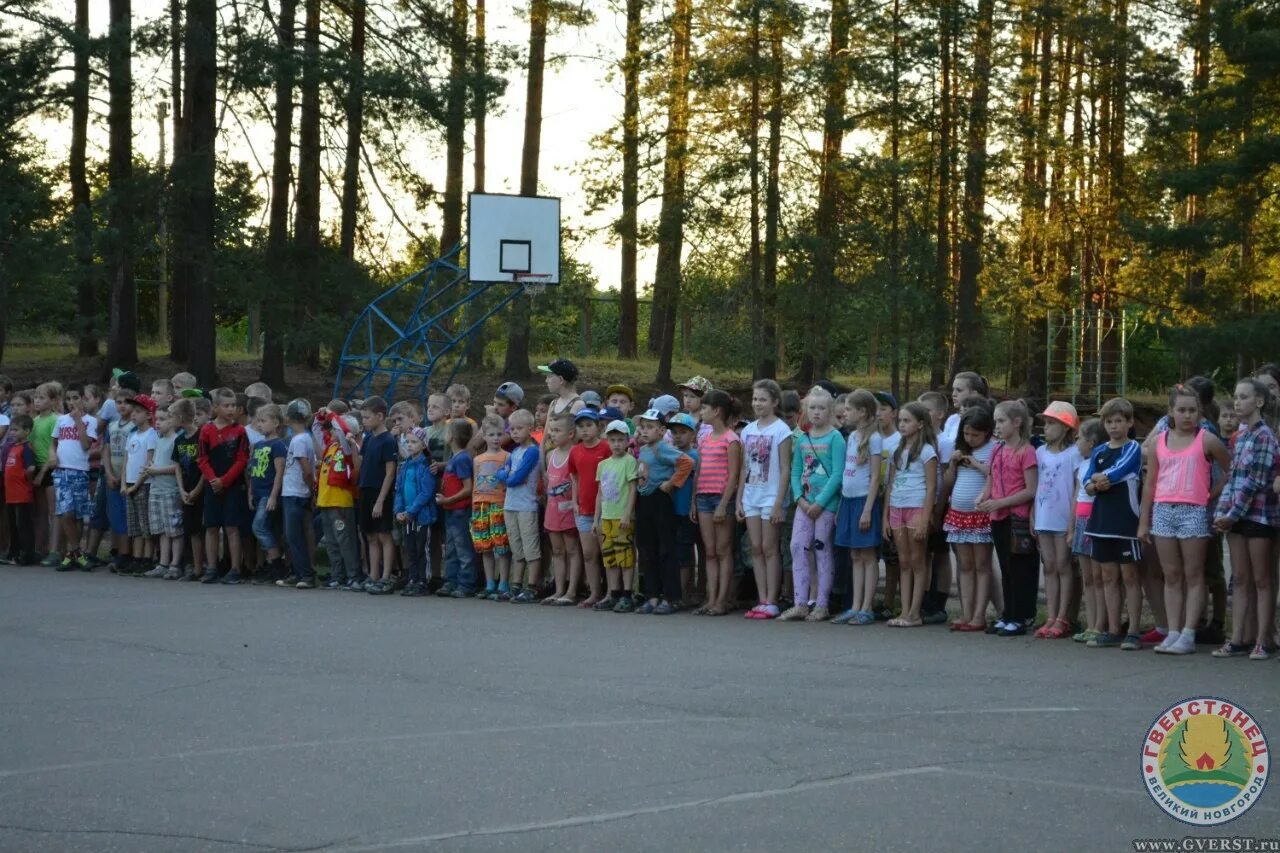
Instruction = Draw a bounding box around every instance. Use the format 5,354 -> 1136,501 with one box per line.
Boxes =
737,379 -> 793,620
943,405 -> 996,631
832,390 -> 883,625
882,402 -> 938,627
1033,402 -> 1082,639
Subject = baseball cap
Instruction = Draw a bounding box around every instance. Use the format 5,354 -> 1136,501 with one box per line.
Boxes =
286,398 -> 313,422
133,394 -> 157,416
668,412 -> 698,432
650,394 -> 681,417
815,379 -> 839,396
495,382 -> 525,404
537,359 -> 579,383
1041,401 -> 1080,429
677,376 -> 712,396
180,388 -> 205,399
410,426 -> 430,443
573,409 -> 599,422
873,391 -> 899,410
604,419 -> 630,436
114,370 -> 142,393
638,408 -> 664,423
605,383 -> 635,402
581,390 -> 603,408
598,406 -> 625,423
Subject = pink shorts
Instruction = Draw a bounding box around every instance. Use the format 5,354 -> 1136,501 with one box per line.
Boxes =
888,505 -> 925,529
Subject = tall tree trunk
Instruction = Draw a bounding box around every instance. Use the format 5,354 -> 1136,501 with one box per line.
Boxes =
71,0 -> 96,357
182,0 -> 217,384
290,0 -> 321,370
105,0 -> 138,370
261,0 -> 296,389
930,0 -> 952,388
1027,2 -> 1054,397
463,0 -> 489,367
747,4 -> 763,377
618,0 -> 642,359
503,0 -> 548,379
339,0 -> 365,259
888,0 -> 903,398
647,0 -> 692,385
799,0 -> 849,384
168,0 -> 187,360
440,0 -> 466,253
1184,0 -> 1210,304
760,9 -> 783,380
951,0 -> 995,375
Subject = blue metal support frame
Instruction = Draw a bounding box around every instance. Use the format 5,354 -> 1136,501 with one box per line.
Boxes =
332,244 -> 525,403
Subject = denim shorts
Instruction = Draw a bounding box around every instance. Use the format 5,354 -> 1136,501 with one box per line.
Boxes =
53,469 -> 93,521
695,493 -> 721,515
1151,502 -> 1210,539
1070,523 -> 1093,557
575,513 -> 594,534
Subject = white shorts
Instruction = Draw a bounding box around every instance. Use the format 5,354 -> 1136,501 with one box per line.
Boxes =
741,489 -> 781,519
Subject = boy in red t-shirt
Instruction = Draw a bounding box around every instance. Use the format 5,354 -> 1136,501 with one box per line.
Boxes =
196,388 -> 250,584
568,410 -> 612,607
3,415 -> 37,565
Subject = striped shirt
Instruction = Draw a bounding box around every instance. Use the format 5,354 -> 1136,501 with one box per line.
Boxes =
695,428 -> 740,495
1215,420 -> 1280,527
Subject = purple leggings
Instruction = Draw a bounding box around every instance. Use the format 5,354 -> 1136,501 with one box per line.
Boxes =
790,506 -> 836,607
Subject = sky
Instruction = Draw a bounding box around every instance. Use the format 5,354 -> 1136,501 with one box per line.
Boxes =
47,0 -> 648,290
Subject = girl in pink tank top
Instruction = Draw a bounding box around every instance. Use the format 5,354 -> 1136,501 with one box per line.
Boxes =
1137,385 -> 1232,655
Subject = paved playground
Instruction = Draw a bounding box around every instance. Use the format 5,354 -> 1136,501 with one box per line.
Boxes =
1,568 -> 1277,852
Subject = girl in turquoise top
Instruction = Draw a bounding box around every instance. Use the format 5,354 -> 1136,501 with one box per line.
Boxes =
780,387 -> 846,621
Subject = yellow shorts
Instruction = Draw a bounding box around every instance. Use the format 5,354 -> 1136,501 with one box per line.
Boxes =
599,517 -> 635,571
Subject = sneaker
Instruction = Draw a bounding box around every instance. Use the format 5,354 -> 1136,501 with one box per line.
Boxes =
75,554 -> 94,571
592,597 -> 617,612
220,571 -> 242,585
1072,628 -> 1096,643
477,587 -> 493,599
654,601 -> 675,615
777,604 -> 810,622
495,588 -> 512,602
804,607 -> 830,622
1249,644 -> 1271,661
345,578 -> 364,591
164,566 -> 183,580
613,596 -> 635,613
514,588 -> 537,603
400,582 -> 426,597
368,581 -> 391,595
997,622 -> 1027,636
1121,633 -> 1143,651
921,610 -> 949,625
1212,642 -> 1251,658
144,565 -> 168,578
637,601 -> 655,614
275,576 -> 300,588
830,609 -> 858,625
986,621 -> 1007,635
1088,632 -> 1121,648
450,588 -> 472,599
436,581 -> 457,598
84,553 -> 107,569
40,552 -> 63,568
296,577 -> 316,590
1158,633 -> 1195,655
323,578 -> 342,590
1139,627 -> 1167,646
201,571 -> 221,584
759,603 -> 780,619
851,610 -> 876,625
57,554 -> 78,572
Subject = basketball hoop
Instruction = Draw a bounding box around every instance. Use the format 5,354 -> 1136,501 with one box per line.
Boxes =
515,272 -> 551,298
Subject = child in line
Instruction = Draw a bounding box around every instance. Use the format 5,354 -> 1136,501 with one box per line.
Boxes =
1138,385 -> 1232,655
49,384 -> 98,571
122,396 -> 158,574
944,372 -> 989,440
279,400 -> 317,588
873,391 -> 901,618
1033,402 -> 1082,638
944,405 -> 995,631
2,415 -> 36,565
29,382 -> 60,563
882,402 -> 937,627
316,412 -> 363,589
669,413 -> 701,606
172,399 -> 204,580
693,390 -> 742,616
197,388 -> 250,585
635,407 -> 695,614
447,383 -> 477,430
498,409 -> 541,602
1069,418 -> 1106,643
780,387 -> 845,621
424,393 -> 450,588
594,419 -> 639,612
143,407 -> 184,579
471,415 -> 511,600
436,420 -> 476,597
247,404 -> 288,583
979,400 -> 1039,636
568,410 -> 611,608
1212,379 -> 1279,659
394,427 -> 438,596
918,391 -> 956,624
833,390 -> 883,625
1083,398 -> 1143,648
738,380 -> 794,621
542,413 -> 580,605
357,396 -> 398,594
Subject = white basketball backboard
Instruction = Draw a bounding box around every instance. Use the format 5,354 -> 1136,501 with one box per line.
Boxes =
467,193 -> 561,284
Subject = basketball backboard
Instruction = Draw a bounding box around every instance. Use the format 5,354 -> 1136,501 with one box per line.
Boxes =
467,192 -> 561,284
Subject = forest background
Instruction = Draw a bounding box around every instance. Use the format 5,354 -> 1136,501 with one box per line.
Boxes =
1,0 -> 1277,402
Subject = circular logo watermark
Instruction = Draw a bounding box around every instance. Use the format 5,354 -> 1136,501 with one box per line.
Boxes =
1142,696 -> 1269,826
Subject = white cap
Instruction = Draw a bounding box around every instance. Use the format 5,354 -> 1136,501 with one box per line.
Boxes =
604,419 -> 630,436
637,408 -> 663,422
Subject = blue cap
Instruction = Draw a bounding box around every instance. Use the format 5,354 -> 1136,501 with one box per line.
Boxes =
873,391 -> 899,410
598,406 -> 625,422
668,412 -> 698,432
573,408 -> 599,422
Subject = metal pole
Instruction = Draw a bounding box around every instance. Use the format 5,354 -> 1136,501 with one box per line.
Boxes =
156,100 -> 169,345
1120,309 -> 1128,396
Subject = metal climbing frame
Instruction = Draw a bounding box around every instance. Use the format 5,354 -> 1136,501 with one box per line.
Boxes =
1045,308 -> 1129,412
333,244 -> 525,403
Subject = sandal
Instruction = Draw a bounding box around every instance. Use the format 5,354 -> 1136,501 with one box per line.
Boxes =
1043,618 -> 1069,639
887,618 -> 905,627
553,596 -> 576,606
578,597 -> 600,609
704,606 -> 727,616
693,605 -> 710,616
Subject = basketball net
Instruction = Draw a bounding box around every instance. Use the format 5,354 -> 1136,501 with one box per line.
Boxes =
515,272 -> 551,298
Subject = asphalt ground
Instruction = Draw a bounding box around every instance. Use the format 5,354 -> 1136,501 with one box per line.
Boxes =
1,567 -> 1278,853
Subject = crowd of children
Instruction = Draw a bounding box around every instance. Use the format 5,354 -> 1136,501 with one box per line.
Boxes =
3,361 -> 1280,660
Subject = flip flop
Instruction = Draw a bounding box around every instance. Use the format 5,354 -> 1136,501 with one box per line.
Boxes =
553,596 -> 576,606
705,607 -> 727,616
